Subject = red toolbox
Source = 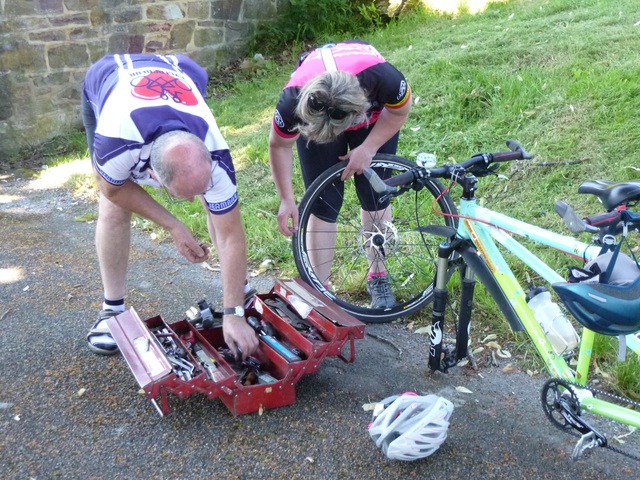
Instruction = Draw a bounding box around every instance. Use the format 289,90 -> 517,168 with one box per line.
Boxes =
106,278 -> 365,416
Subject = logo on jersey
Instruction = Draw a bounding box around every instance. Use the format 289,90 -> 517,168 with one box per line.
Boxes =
274,109 -> 285,129
397,80 -> 407,102
131,71 -> 197,106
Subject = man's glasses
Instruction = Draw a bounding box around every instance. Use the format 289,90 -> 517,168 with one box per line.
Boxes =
159,181 -> 186,203
307,94 -> 350,120
156,162 -> 217,203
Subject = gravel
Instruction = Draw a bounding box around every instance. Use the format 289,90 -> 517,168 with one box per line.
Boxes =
1,166 -> 638,479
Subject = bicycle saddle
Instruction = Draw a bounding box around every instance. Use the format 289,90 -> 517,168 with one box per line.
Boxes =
578,180 -> 640,211
552,277 -> 640,336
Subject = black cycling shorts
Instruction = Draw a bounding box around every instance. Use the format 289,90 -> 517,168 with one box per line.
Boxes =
296,125 -> 399,223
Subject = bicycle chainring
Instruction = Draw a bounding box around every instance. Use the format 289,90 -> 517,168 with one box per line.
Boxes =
541,378 -> 583,432
541,378 -> 640,462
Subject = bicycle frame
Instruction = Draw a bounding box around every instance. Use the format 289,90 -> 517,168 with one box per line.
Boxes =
452,195 -> 640,428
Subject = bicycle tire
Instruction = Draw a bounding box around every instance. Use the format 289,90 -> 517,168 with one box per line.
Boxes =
292,153 -> 458,323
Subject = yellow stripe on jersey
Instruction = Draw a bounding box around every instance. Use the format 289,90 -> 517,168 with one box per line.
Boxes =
385,85 -> 411,109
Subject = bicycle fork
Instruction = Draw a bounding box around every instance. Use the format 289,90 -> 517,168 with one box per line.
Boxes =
429,241 -> 475,372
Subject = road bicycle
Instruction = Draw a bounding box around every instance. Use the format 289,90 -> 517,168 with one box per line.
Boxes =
292,140 -> 640,460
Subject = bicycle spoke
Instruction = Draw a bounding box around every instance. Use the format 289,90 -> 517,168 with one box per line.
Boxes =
293,154 -> 458,322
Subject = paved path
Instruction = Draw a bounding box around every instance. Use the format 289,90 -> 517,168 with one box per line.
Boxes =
1,164 -> 638,479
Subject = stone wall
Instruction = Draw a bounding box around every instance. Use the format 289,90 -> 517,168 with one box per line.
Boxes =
0,0 -> 283,160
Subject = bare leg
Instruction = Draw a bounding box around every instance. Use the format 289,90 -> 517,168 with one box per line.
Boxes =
96,192 -> 131,302
87,192 -> 131,353
361,206 -> 397,309
308,214 -> 337,286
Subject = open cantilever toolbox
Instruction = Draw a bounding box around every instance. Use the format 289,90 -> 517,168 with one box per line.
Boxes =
106,278 -> 365,416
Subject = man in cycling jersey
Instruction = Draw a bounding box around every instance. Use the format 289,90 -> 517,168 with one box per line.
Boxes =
268,41 -> 411,309
82,54 -> 258,358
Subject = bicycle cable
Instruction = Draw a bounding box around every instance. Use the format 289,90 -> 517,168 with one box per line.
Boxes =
419,165 -> 640,461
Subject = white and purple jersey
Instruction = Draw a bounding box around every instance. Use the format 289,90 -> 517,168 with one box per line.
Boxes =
83,54 -> 238,214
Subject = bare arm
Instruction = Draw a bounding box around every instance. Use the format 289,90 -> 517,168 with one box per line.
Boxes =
95,174 -> 208,263
339,97 -> 412,180
268,126 -> 300,236
206,205 -> 259,357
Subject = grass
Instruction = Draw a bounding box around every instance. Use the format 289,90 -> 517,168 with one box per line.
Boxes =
23,0 -> 639,397
181,0 -> 640,397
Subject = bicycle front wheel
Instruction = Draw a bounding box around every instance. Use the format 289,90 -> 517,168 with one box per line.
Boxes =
292,154 -> 458,323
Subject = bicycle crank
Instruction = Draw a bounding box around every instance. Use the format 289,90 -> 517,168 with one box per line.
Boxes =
541,378 -> 640,461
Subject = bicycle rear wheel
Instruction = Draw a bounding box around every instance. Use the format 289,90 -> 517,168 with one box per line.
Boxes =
292,154 -> 458,323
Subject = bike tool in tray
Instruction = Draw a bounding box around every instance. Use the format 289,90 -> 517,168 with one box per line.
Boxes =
106,278 -> 365,416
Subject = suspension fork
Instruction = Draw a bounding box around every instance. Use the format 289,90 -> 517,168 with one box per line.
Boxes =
455,261 -> 475,364
429,241 -> 476,371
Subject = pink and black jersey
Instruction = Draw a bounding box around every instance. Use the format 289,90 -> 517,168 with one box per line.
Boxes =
272,41 -> 411,139
83,54 -> 238,214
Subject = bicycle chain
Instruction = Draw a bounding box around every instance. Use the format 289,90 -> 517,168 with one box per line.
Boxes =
543,378 -> 640,461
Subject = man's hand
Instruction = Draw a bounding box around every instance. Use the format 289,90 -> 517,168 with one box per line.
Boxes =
277,198 -> 299,236
223,316 -> 259,359
170,224 -> 209,263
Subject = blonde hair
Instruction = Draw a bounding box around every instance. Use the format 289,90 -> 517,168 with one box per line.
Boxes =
295,71 -> 371,144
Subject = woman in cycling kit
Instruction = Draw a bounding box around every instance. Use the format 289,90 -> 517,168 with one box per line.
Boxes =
268,40 -> 412,309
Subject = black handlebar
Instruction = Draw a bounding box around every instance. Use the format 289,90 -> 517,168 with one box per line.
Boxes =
365,139 -> 533,195
584,211 -> 621,228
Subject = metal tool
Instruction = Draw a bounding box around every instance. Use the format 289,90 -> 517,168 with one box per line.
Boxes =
264,299 -> 323,340
186,299 -> 221,329
246,316 -> 303,362
192,344 -> 226,382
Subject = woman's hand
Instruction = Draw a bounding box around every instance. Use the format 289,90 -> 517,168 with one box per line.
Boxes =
338,144 -> 376,181
277,198 -> 299,236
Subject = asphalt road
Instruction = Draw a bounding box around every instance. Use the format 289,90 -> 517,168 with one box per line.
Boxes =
1,164 -> 638,479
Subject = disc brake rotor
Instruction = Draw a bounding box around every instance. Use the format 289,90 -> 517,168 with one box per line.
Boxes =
359,221 -> 399,261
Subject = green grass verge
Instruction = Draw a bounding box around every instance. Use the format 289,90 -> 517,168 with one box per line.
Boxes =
28,0 -> 639,398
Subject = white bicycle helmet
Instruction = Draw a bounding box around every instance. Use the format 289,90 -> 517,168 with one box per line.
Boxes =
368,393 -> 454,461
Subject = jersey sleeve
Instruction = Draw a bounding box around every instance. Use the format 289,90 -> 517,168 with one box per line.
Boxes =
360,62 -> 410,109
202,149 -> 239,215
272,87 -> 301,138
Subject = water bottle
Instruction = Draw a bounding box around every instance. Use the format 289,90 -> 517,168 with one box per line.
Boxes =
417,152 -> 437,168
526,287 -> 580,355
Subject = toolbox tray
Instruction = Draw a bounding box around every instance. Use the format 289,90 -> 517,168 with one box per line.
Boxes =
107,278 -> 365,416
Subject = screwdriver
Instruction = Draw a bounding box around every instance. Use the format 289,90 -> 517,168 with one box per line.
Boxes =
246,316 -> 302,362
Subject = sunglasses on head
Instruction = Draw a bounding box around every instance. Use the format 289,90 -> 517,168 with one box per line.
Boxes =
307,94 -> 350,120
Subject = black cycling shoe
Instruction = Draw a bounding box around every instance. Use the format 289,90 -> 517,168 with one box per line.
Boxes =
366,276 -> 397,310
